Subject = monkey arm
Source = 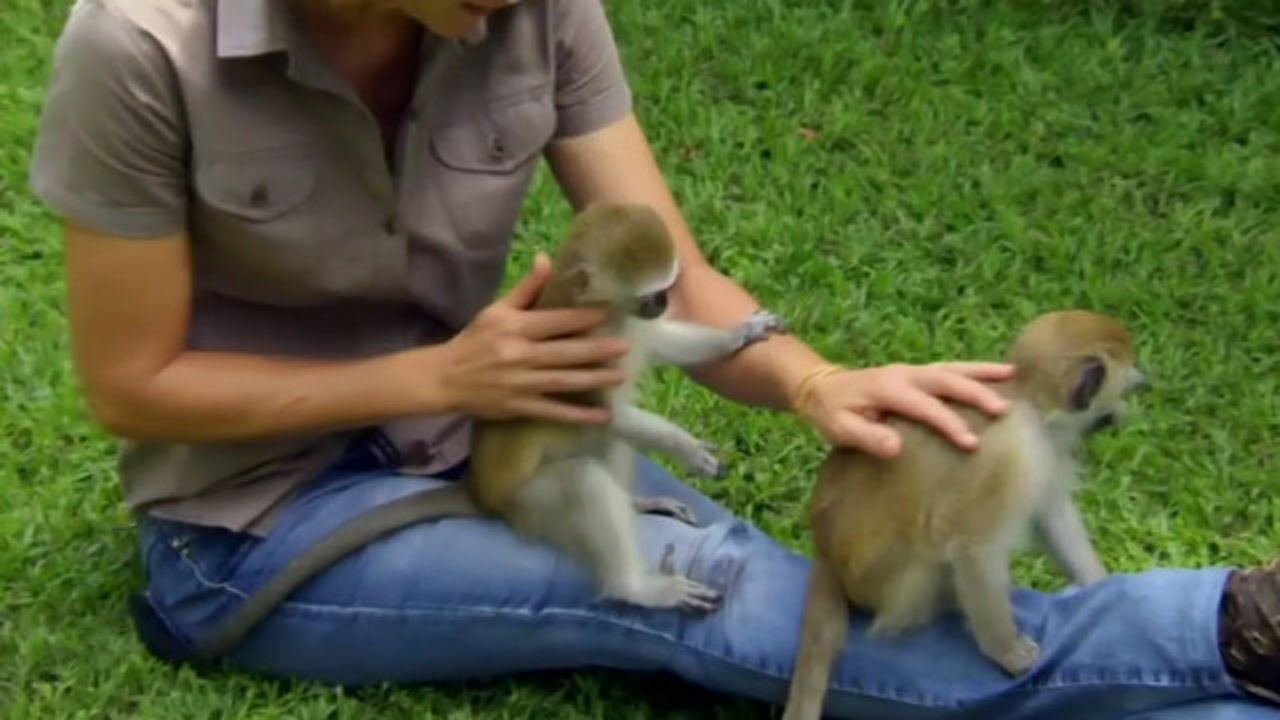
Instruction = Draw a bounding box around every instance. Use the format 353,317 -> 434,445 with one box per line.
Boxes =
637,312 -> 783,368
639,319 -> 743,366
611,405 -> 723,477
636,319 -> 747,366
1034,493 -> 1108,586
952,546 -> 1042,676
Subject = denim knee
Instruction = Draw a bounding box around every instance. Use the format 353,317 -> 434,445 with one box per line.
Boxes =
671,518 -> 811,680
131,517 -> 261,661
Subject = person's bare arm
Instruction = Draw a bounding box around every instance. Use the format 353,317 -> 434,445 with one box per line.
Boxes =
545,114 -> 1014,457
545,114 -> 826,410
65,222 -> 624,444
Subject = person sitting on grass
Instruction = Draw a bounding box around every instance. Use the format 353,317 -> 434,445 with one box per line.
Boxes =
28,0 -> 1280,716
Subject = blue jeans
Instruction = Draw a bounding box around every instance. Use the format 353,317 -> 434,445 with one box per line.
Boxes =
131,436 -> 1277,718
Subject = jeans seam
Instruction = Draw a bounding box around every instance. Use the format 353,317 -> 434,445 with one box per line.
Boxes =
166,535 -> 255,600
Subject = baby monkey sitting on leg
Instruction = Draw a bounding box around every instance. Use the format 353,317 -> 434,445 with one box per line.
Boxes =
782,310 -> 1148,720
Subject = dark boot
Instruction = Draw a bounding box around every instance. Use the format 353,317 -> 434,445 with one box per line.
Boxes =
1220,559 -> 1280,704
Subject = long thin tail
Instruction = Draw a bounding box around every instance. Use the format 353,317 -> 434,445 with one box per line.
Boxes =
192,484 -> 478,662
782,556 -> 850,720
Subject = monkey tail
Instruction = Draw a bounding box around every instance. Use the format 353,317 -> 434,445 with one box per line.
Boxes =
190,484 -> 478,664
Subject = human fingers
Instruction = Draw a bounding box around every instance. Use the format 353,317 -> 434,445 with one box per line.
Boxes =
916,366 -> 1011,416
525,336 -> 630,367
516,368 -> 628,393
823,410 -> 902,459
520,306 -> 613,340
507,396 -> 612,425
928,361 -> 1017,382
871,382 -> 980,451
497,253 -> 552,310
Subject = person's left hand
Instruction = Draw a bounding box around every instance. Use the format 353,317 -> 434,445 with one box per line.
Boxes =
791,362 -> 1016,458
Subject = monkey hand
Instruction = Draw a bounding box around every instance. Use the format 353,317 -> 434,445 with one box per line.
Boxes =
733,310 -> 787,349
696,438 -> 727,476
788,361 -> 1015,458
684,438 -> 726,478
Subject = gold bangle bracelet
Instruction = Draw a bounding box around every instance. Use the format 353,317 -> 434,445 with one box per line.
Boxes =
790,363 -> 844,411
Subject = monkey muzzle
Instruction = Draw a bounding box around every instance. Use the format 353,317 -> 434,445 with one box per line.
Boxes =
1085,412 -> 1116,435
635,290 -> 668,319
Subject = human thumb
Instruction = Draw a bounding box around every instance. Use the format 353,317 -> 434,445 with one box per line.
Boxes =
500,253 -> 551,309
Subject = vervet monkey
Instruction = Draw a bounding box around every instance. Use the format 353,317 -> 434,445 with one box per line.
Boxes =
781,310 -> 1147,720
188,203 -> 784,662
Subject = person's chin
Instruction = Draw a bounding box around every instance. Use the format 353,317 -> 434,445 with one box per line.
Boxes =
421,12 -> 486,41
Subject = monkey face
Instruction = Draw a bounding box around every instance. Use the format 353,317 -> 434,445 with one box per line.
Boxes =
1006,310 -> 1147,439
627,260 -> 677,319
634,290 -> 669,319
554,202 -> 680,316
1070,358 -> 1148,435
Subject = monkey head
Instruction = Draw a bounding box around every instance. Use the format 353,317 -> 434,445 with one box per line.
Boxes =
1003,310 -> 1148,440
553,203 -> 679,319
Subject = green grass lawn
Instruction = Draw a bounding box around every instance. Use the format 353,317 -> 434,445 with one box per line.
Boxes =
2,0 -> 1278,717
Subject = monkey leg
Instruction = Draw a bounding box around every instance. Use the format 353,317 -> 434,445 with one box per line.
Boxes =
511,460 -> 720,613
782,556 -> 849,720
867,561 -> 945,637
612,404 -> 724,478
952,546 -> 1040,676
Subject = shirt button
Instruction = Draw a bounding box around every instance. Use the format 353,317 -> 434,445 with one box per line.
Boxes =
249,183 -> 269,208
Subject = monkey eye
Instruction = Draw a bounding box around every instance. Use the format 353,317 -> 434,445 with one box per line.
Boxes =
634,290 -> 668,319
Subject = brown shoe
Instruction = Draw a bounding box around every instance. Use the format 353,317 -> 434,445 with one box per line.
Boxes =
1220,559 -> 1280,704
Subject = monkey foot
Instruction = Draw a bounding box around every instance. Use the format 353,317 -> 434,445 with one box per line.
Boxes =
633,496 -> 699,525
607,573 -> 722,613
990,635 -> 1040,676
671,576 -> 722,613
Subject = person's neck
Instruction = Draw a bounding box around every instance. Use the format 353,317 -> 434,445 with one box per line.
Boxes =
292,2 -> 423,83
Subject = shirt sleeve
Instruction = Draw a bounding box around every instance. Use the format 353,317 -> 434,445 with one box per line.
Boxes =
551,0 -> 634,140
28,1 -> 188,239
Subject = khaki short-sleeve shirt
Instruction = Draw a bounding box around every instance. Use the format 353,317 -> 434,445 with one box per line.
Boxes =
29,0 -> 633,534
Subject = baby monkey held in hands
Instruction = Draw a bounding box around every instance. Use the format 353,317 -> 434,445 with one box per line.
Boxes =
186,203 -> 785,663
782,310 -> 1148,720
466,202 -> 785,613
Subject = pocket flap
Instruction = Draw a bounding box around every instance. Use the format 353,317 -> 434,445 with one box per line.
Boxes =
195,149 -> 317,222
430,93 -> 554,174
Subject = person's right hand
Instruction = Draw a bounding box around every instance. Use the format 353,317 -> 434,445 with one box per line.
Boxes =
432,253 -> 629,424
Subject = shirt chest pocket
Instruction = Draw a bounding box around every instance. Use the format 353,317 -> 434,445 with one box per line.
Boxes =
421,87 -> 556,249
429,87 -> 555,174
194,149 -> 318,223
191,148 -> 394,304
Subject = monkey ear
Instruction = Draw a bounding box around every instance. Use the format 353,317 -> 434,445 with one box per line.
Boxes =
1069,355 -> 1107,411
564,263 -> 593,297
